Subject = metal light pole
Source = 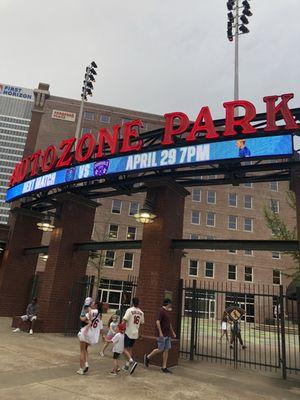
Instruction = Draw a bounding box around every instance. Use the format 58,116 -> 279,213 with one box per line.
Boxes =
227,1 -> 253,116
74,61 -> 98,140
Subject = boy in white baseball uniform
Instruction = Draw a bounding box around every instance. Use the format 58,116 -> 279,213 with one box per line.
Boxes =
122,297 -> 144,375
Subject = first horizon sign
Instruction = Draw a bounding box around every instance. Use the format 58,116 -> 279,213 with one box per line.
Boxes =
5,93 -> 298,202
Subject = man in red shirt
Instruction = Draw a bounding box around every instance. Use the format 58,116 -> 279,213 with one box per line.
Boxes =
143,298 -> 176,373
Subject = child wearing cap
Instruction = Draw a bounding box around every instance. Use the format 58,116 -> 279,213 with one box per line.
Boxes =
106,323 -> 126,376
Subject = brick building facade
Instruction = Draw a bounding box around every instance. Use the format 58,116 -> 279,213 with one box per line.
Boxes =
5,86 -> 296,321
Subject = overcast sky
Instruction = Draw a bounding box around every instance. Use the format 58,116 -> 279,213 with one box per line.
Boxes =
1,0 -> 300,120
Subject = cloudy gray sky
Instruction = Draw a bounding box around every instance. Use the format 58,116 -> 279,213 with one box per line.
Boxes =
1,0 -> 300,120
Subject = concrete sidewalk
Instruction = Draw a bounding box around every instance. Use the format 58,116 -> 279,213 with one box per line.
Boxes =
0,317 -> 299,400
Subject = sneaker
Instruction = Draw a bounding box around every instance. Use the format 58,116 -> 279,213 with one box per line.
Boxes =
99,352 -> 104,357
144,354 -> 150,368
122,365 -> 129,372
116,367 -> 121,373
109,371 -> 117,376
161,368 -> 172,374
13,328 -> 20,333
129,361 -> 138,375
83,364 -> 89,373
76,369 -> 85,375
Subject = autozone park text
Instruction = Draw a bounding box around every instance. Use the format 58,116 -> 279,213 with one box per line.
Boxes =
7,93 -> 299,188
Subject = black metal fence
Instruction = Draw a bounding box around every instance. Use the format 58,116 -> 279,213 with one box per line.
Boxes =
179,280 -> 300,379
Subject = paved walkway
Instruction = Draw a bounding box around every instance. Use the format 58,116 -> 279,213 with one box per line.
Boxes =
0,317 -> 299,400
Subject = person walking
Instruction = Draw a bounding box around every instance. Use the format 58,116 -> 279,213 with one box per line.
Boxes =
100,314 -> 119,356
77,299 -> 102,375
230,319 -> 246,350
219,311 -> 229,342
106,322 -> 126,376
144,298 -> 176,374
122,297 -> 144,375
13,297 -> 39,335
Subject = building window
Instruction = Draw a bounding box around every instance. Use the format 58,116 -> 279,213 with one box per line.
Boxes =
228,264 -> 237,280
207,190 -> 216,204
244,218 -> 253,232
192,188 -> 201,202
191,210 -> 200,225
270,199 -> 279,213
111,199 -> 122,214
123,253 -> 134,269
127,226 -> 137,240
228,249 -> 237,254
228,215 -> 237,230
206,212 -> 215,227
228,193 -> 237,207
244,195 -> 253,209
244,250 -> 253,256
273,270 -> 281,285
83,111 -> 94,120
205,261 -> 214,278
129,202 -> 139,216
244,266 -> 253,282
108,224 -> 118,239
270,181 -> 278,191
104,251 -> 115,267
82,127 -> 92,134
190,233 -> 199,240
272,251 -> 281,259
244,182 -> 253,188
189,259 -> 199,276
100,114 -> 110,123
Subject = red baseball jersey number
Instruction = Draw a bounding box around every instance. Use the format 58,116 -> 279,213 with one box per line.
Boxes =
133,315 -> 140,324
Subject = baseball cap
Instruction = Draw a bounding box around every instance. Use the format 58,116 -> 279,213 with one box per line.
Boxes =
118,323 -> 126,332
84,297 -> 93,306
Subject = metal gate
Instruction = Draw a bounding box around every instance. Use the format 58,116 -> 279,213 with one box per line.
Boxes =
179,280 -> 300,379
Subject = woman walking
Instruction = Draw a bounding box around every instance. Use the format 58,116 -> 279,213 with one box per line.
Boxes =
219,311 -> 229,342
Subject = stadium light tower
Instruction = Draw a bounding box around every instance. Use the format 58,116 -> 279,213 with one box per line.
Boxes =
74,61 -> 98,140
227,1 -> 253,113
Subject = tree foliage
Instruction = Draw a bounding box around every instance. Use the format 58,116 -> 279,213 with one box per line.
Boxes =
263,190 -> 300,282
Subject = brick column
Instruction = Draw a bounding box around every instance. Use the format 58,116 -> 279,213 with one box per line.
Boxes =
0,208 -> 43,316
134,180 -> 188,366
38,193 -> 98,333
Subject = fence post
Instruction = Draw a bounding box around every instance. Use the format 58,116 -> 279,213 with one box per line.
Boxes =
279,285 -> 287,380
190,279 -> 197,361
177,279 -> 184,341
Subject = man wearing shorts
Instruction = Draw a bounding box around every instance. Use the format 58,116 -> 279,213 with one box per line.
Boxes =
13,297 -> 39,335
122,297 -> 144,374
144,298 -> 176,373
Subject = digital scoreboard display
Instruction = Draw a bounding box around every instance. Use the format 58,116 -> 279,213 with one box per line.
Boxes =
5,134 -> 294,202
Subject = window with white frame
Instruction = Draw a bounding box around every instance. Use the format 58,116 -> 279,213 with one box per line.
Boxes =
273,269 -> 281,285
123,253 -> 134,269
244,195 -> 253,209
207,190 -> 216,204
189,259 -> 199,276
228,193 -> 237,207
127,226 -> 137,240
272,251 -> 281,259
244,182 -> 253,188
244,249 -> 253,256
228,264 -> 237,280
205,261 -> 214,278
270,199 -> 279,213
100,114 -> 110,123
270,181 -> 278,191
108,224 -> 119,239
104,250 -> 115,267
129,202 -> 139,216
228,215 -> 237,230
111,199 -> 122,214
192,188 -> 201,202
190,233 -> 199,240
206,212 -> 215,227
244,218 -> 253,232
83,111 -> 94,120
244,266 -> 253,282
191,210 -> 200,225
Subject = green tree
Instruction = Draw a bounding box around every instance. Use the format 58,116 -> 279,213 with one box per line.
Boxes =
263,190 -> 300,283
